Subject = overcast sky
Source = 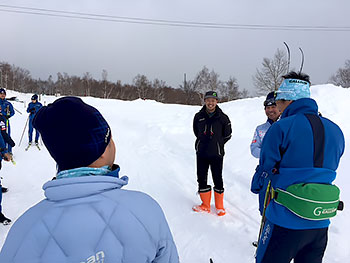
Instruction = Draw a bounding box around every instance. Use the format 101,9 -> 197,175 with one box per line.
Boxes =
1,0 -> 349,95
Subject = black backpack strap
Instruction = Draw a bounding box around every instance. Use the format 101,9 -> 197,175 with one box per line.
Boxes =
304,114 -> 325,168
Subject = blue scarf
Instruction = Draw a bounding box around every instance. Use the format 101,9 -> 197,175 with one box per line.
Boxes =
57,165 -> 120,179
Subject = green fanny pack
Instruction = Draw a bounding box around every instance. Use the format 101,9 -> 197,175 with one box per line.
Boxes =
273,183 -> 343,220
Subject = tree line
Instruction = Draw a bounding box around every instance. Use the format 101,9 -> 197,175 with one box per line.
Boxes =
1,54 -> 348,106
0,62 -> 248,105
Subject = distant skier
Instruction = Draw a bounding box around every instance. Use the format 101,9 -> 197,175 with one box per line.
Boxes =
0,121 -> 13,225
252,72 -> 345,263
0,88 -> 15,154
192,91 -> 232,216
26,94 -> 42,146
0,97 -> 179,263
250,91 -> 280,159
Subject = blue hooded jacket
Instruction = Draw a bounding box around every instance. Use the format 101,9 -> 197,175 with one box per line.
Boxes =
251,98 -> 345,229
0,175 -> 179,263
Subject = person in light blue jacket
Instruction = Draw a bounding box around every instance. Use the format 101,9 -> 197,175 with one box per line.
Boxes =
0,97 -> 179,263
250,91 -> 280,159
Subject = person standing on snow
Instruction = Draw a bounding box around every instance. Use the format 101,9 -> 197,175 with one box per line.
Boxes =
192,91 -> 232,216
252,72 -> 345,263
0,116 -> 15,194
0,125 -> 13,225
250,91 -> 280,159
0,88 -> 15,154
0,97 -> 179,263
26,94 -> 42,146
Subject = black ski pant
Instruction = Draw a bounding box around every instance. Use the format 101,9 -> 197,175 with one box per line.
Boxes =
258,221 -> 328,263
196,154 -> 224,193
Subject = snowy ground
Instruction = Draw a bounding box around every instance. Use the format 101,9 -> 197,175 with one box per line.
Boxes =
0,85 -> 349,263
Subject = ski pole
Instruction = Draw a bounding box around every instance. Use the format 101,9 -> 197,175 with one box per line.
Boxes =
13,107 -> 22,115
256,180 -> 272,249
18,115 -> 30,147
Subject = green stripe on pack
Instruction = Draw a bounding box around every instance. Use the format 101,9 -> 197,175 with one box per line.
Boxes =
274,183 -> 340,220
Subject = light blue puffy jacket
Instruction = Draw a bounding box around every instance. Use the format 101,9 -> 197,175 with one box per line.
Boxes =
0,175 -> 179,263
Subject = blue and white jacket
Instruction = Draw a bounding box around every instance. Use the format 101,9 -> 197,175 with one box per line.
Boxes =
250,119 -> 274,158
0,168 -> 179,263
251,98 -> 345,230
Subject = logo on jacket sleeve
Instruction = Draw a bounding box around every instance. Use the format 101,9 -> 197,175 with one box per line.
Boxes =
80,251 -> 105,263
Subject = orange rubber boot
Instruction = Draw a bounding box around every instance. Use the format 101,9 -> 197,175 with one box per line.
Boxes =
192,191 -> 211,213
214,191 -> 226,216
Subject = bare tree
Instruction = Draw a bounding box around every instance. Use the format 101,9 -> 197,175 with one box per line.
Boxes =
83,72 -> 92,96
220,76 -> 239,101
133,74 -> 151,99
102,69 -> 108,98
152,78 -> 166,102
329,59 -> 350,88
253,49 -> 289,95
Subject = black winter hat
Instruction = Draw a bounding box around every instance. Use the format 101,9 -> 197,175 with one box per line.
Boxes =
31,94 -> 38,101
0,88 -> 6,95
264,91 -> 276,107
204,91 -> 219,100
33,97 -> 111,171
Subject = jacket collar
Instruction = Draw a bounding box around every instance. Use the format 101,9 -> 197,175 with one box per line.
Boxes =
43,174 -> 129,201
199,105 -> 222,117
281,98 -> 318,119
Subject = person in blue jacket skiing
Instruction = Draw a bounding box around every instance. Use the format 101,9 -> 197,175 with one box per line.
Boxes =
250,91 -> 280,159
26,94 -> 42,146
0,124 -> 13,225
0,97 -> 179,263
252,71 -> 345,263
0,88 -> 15,154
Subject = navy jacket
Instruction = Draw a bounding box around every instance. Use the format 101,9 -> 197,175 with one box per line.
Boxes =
0,99 -> 14,119
251,98 -> 344,229
193,105 -> 232,158
27,101 -> 43,119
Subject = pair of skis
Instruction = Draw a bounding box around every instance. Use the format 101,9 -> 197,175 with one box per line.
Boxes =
25,143 -> 41,151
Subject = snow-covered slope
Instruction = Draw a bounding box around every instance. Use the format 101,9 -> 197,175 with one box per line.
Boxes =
1,85 -> 349,262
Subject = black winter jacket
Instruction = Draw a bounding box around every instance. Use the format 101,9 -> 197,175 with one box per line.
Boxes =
193,105 -> 232,158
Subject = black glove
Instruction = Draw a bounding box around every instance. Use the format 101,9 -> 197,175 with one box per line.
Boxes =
30,108 -> 35,113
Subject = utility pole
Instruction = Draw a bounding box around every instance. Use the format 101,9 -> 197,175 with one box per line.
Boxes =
184,73 -> 187,90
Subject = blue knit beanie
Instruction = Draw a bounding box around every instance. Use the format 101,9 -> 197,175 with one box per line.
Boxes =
275,78 -> 310,101
33,97 -> 111,171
